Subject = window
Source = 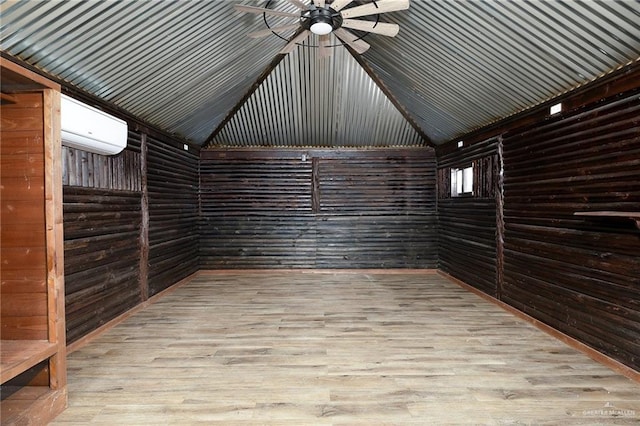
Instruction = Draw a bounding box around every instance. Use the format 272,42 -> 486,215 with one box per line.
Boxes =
437,153 -> 497,200
450,165 -> 474,197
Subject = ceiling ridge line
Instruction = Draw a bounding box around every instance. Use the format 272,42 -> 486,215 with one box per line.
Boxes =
203,27 -> 308,148
344,44 -> 434,147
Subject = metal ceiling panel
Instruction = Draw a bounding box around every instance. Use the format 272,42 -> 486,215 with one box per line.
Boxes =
0,0 -> 294,144
210,36 -> 425,148
2,0 -> 639,146
363,0 -> 640,144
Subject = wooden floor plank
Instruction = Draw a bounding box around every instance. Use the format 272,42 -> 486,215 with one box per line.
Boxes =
51,272 -> 640,424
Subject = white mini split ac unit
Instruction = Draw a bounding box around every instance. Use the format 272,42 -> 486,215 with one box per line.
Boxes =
60,94 -> 128,155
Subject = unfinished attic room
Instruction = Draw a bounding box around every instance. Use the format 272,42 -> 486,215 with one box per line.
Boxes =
1,0 -> 640,423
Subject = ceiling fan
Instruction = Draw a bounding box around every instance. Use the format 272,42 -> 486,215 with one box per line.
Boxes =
235,0 -> 410,55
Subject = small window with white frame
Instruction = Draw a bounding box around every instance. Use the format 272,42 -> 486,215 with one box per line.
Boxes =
450,165 -> 474,197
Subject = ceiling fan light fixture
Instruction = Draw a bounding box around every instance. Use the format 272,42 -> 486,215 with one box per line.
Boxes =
236,0 -> 409,55
306,6 -> 340,35
310,21 -> 333,35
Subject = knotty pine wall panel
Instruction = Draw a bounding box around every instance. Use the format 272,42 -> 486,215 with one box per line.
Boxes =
0,92 -> 48,340
502,88 -> 640,371
146,135 -> 199,295
199,150 -> 437,269
437,138 -> 499,296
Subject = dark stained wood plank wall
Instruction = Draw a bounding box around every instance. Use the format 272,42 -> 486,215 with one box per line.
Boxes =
63,131 -> 143,344
199,149 -> 437,269
502,87 -> 640,372
436,65 -> 640,373
63,187 -> 142,344
316,156 -> 437,268
146,135 -> 199,295
62,127 -> 199,343
437,138 -> 499,296
200,157 -> 316,268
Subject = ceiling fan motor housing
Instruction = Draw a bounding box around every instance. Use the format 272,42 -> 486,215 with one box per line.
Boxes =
304,5 -> 343,34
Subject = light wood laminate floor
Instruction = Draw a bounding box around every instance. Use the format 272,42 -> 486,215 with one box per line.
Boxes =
51,272 -> 639,425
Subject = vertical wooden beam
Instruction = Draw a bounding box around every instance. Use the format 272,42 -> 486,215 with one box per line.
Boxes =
434,153 -> 440,200
43,88 -> 67,390
495,135 -> 505,301
311,157 -> 320,213
139,133 -> 149,302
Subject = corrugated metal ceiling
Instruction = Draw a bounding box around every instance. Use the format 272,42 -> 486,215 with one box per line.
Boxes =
365,0 -> 640,143
1,0 -> 291,143
211,38 -> 424,148
1,0 -> 639,147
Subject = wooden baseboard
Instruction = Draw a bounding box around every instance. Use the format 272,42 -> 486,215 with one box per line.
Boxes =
437,270 -> 640,384
198,268 -> 439,275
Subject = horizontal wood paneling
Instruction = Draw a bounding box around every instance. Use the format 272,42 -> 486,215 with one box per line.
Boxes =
61,128 -> 144,344
316,215 -> 436,268
61,127 -> 199,342
147,135 -> 199,295
437,199 -> 497,295
200,159 -> 313,214
200,150 -> 437,269
317,156 -> 437,268
63,187 -> 141,344
1,92 -> 48,340
437,138 -> 499,296
200,216 -> 317,269
200,158 -> 315,268
318,158 -> 434,213
502,87 -> 640,371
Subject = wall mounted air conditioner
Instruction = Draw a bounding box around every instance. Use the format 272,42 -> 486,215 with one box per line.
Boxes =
61,94 -> 127,155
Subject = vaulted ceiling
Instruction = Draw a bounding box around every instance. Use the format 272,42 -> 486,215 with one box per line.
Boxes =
1,0 -> 639,148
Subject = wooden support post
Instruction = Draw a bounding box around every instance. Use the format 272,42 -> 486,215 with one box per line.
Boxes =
311,157 -> 320,213
139,133 -> 149,302
495,135 -> 505,301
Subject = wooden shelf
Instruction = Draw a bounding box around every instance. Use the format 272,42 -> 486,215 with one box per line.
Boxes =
1,62 -> 67,424
1,340 -> 58,383
574,211 -> 640,229
1,92 -> 18,104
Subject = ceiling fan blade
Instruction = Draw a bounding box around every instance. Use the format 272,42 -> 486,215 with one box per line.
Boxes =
280,30 -> 311,54
340,0 -> 410,19
234,4 -> 301,18
328,0 -> 353,12
312,0 -> 325,7
286,0 -> 308,10
341,19 -> 399,36
333,27 -> 370,54
248,24 -> 301,38
318,34 -> 331,58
